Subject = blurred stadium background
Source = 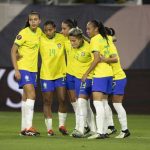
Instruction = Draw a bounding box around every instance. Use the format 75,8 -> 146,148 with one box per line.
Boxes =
0,0 -> 150,114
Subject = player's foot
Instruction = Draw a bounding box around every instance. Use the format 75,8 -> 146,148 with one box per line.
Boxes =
72,130 -> 84,138
59,126 -> 68,135
19,129 -> 26,136
25,127 -> 40,136
104,133 -> 110,138
84,131 -> 96,138
115,129 -> 130,138
47,130 -> 55,136
84,126 -> 90,135
107,126 -> 117,135
88,133 -> 105,139
70,129 -> 77,136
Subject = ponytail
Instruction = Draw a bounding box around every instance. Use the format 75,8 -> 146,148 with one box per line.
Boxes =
105,27 -> 115,36
90,20 -> 108,44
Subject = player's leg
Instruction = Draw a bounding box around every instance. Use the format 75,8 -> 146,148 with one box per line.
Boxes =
88,77 -> 112,139
55,77 -> 68,135
20,91 -> 27,136
19,70 -> 39,136
23,83 -> 39,136
88,91 -> 105,139
42,91 -> 54,136
66,74 -> 79,133
103,94 -> 116,135
41,79 -> 55,136
112,79 -> 130,138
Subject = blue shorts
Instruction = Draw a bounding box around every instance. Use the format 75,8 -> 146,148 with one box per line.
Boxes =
18,70 -> 37,88
66,74 -> 75,90
111,78 -> 127,95
40,77 -> 66,92
75,78 -> 92,97
92,77 -> 113,94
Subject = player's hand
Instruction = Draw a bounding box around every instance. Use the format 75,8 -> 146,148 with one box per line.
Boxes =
81,73 -> 88,82
15,70 -> 21,81
99,54 -> 105,62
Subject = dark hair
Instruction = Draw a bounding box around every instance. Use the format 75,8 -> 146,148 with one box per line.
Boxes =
62,19 -> 77,29
25,11 -> 40,28
44,20 -> 56,28
68,27 -> 83,39
105,27 -> 115,36
89,20 -> 108,43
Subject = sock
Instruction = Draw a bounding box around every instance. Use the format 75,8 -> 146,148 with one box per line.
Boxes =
58,112 -> 67,127
93,101 -> 105,134
45,118 -> 52,131
87,99 -> 96,132
21,101 -> 26,131
103,99 -> 114,133
78,98 -> 88,134
113,103 -> 128,131
25,99 -> 35,130
71,101 -> 79,130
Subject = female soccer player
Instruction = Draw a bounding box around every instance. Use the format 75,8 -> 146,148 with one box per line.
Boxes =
100,27 -> 130,138
61,20 -> 94,135
40,21 -> 68,136
68,28 -> 96,138
61,19 -> 79,132
11,11 -> 42,136
82,20 -> 113,139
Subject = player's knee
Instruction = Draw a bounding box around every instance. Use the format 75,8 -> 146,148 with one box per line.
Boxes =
43,97 -> 52,105
26,91 -> 36,100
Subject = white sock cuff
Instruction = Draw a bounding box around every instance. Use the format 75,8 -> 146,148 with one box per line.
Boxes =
113,103 -> 122,108
26,99 -> 35,107
93,100 -> 103,105
58,112 -> 67,117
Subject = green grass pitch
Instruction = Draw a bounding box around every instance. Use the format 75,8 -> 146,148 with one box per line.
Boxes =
0,112 -> 150,150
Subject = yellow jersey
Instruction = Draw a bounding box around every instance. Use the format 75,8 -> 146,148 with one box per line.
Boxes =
108,36 -> 126,80
64,37 -> 76,76
72,41 -> 93,79
90,34 -> 113,78
14,27 -> 42,72
40,33 -> 66,80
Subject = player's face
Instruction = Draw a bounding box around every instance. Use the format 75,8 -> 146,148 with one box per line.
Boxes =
61,23 -> 70,37
86,22 -> 97,38
44,24 -> 56,39
29,14 -> 41,30
69,36 -> 82,48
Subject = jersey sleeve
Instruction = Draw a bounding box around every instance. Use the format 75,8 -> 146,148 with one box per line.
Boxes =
14,30 -> 26,46
90,37 -> 100,53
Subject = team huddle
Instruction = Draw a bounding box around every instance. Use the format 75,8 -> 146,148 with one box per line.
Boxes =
11,11 -> 130,139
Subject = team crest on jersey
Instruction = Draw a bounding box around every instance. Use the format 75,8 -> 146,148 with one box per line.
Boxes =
81,52 -> 85,56
57,43 -> 62,48
25,75 -> 30,82
16,35 -> 22,40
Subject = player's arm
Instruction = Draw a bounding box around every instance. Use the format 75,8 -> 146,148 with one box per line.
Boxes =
11,43 -> 21,80
82,51 -> 100,82
100,54 -> 118,64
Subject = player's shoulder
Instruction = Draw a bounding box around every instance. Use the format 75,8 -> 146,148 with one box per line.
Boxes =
55,33 -> 65,40
36,27 -> 43,34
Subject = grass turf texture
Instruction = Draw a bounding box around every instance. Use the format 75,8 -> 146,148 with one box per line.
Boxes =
0,112 -> 150,150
